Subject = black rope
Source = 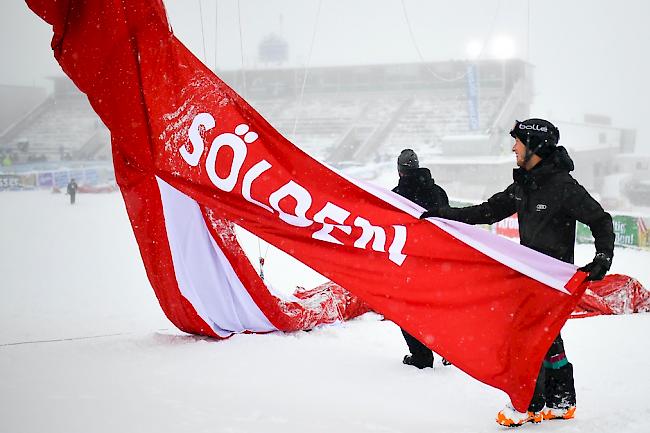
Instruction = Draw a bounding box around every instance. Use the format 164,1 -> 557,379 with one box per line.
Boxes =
0,332 -> 132,347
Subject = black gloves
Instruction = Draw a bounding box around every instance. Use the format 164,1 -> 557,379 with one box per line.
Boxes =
578,252 -> 612,281
420,208 -> 441,219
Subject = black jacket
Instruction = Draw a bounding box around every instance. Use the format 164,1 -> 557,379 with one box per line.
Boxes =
67,181 -> 78,195
438,147 -> 614,264
392,167 -> 449,210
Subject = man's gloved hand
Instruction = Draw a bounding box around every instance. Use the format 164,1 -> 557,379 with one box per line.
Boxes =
578,252 -> 612,281
420,208 -> 441,219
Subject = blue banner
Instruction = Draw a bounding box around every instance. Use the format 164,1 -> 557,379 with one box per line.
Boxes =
37,172 -> 54,187
84,168 -> 99,184
54,170 -> 70,188
0,175 -> 21,190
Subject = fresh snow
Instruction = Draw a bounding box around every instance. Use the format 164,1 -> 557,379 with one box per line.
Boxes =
1,190 -> 649,433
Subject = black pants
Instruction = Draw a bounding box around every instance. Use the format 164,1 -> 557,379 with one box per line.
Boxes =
528,333 -> 576,412
70,192 -> 76,204
401,329 -> 433,362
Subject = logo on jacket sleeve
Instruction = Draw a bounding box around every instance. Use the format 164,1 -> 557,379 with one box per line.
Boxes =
536,204 -> 547,211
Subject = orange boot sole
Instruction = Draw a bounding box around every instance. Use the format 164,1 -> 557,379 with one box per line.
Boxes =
496,411 -> 542,427
542,406 -> 576,421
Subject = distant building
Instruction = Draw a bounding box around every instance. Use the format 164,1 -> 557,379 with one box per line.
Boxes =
258,33 -> 289,65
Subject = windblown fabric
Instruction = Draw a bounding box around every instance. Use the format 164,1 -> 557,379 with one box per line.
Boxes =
574,274 -> 650,317
27,0 -> 588,411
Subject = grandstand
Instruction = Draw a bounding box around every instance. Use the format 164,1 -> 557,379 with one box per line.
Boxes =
0,78 -> 109,164
0,59 -> 528,166
219,59 -> 532,165
1,58 -> 638,202
0,85 -> 47,133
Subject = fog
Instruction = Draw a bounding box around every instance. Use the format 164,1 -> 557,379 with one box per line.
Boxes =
1,0 -> 649,152
1,5 -> 649,429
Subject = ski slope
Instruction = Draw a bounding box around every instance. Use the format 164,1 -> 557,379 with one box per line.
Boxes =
1,190 -> 649,433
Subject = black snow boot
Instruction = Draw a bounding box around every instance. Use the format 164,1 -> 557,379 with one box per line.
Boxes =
401,329 -> 434,368
402,354 -> 434,369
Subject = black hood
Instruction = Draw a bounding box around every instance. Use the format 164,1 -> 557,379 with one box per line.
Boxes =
542,146 -> 574,172
393,166 -> 448,210
398,167 -> 435,189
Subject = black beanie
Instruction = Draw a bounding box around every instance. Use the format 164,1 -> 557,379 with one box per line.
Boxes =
397,149 -> 419,174
510,118 -> 560,159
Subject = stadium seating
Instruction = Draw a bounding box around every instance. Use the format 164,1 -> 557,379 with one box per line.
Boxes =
1,60 -> 525,166
1,95 -> 106,163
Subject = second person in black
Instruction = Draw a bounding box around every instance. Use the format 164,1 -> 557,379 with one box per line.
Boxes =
392,148 -> 450,368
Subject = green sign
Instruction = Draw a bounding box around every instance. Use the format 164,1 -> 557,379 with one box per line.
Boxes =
577,215 -> 638,247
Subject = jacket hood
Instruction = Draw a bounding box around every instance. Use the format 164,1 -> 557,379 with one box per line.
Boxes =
544,146 -> 574,172
399,167 -> 435,188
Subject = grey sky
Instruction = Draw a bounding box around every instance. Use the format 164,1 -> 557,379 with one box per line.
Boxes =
2,0 -> 649,152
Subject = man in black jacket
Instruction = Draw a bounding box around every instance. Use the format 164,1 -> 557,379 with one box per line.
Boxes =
66,178 -> 78,205
421,119 -> 614,426
392,149 -> 450,369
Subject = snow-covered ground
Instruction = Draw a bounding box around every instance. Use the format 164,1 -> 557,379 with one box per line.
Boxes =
1,190 -> 649,433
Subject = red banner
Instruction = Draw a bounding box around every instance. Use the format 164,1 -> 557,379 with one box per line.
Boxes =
495,214 -> 519,239
27,0 -> 588,411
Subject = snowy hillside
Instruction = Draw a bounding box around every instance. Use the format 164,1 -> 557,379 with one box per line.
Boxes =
1,190 -> 649,433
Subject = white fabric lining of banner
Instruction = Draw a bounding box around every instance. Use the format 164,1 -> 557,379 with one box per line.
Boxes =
156,177 -> 277,336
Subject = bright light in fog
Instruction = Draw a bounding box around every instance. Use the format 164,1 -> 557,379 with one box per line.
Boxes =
491,35 -> 516,59
466,40 -> 484,60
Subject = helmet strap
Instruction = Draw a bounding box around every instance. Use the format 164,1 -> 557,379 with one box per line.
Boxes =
523,135 -> 534,165
523,135 -> 547,166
